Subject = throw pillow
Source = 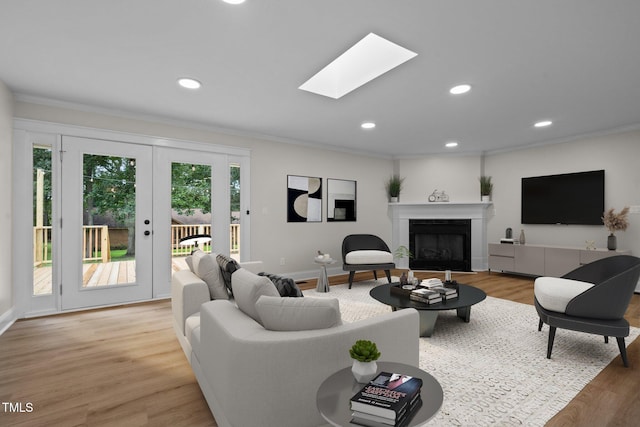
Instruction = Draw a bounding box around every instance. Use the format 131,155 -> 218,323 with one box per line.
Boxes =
232,268 -> 280,323
255,296 -> 342,331
258,272 -> 303,297
216,253 -> 240,295
192,251 -> 229,300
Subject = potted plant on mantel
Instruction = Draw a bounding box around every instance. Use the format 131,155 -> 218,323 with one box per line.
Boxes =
602,206 -> 630,250
385,175 -> 405,203
479,175 -> 493,202
349,339 -> 381,383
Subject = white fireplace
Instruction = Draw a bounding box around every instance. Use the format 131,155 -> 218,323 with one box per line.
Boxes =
389,202 -> 493,271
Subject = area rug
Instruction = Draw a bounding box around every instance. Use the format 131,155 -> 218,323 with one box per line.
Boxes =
305,279 -> 640,426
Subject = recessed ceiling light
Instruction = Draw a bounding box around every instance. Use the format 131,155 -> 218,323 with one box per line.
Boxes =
445,141 -> 459,148
534,120 -> 553,128
177,78 -> 202,89
222,0 -> 245,4
449,84 -> 471,95
299,33 -> 418,99
361,122 -> 376,129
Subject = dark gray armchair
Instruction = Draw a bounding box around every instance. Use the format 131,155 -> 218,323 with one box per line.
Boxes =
535,255 -> 640,367
342,234 -> 395,289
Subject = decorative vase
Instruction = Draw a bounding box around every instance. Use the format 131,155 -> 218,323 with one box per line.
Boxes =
519,229 -> 526,245
352,360 -> 377,383
607,233 -> 617,251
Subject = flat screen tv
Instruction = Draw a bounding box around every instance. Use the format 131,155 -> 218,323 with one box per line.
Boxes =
521,170 -> 605,225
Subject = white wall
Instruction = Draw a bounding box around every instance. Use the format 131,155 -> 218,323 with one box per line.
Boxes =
485,131 -> 640,256
0,81 -> 14,329
13,101 -> 394,278
396,154 -> 483,203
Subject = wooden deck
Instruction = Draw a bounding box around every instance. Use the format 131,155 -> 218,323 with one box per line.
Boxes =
33,257 -> 190,296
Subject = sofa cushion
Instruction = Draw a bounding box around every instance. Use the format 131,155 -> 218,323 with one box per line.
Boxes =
184,312 -> 201,345
256,296 -> 342,331
345,250 -> 393,265
258,272 -> 303,297
534,276 -> 595,313
232,268 -> 280,323
185,255 -> 195,273
216,253 -> 240,295
192,250 -> 229,300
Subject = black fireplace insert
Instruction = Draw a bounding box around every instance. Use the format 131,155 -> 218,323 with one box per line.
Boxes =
409,219 -> 471,271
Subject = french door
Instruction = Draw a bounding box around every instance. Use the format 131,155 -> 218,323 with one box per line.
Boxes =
16,122 -> 250,315
60,136 -> 153,310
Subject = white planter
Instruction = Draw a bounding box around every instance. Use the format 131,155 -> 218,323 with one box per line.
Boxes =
352,360 -> 378,383
481,195 -> 491,202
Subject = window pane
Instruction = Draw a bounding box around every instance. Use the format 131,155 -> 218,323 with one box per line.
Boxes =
33,146 -> 53,296
171,163 -> 212,271
230,164 -> 240,260
82,154 -> 137,287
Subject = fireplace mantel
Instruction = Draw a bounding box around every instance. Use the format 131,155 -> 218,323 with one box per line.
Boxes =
389,202 -> 493,271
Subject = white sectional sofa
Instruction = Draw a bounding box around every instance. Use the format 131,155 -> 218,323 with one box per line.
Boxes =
172,251 -> 419,427
172,252 -> 420,427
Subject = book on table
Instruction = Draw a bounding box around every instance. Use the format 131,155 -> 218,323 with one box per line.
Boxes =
409,288 -> 442,304
430,286 -> 458,300
419,278 -> 443,288
350,371 -> 423,422
351,395 -> 422,427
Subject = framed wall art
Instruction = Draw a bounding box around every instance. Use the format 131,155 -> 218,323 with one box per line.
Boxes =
287,175 -> 322,222
327,178 -> 356,221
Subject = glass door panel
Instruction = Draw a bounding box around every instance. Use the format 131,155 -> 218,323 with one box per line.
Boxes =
82,153 -> 137,288
32,145 -> 53,296
230,163 -> 240,261
170,162 -> 212,271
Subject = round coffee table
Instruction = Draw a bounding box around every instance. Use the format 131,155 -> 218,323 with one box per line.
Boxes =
316,361 -> 443,427
370,283 -> 486,337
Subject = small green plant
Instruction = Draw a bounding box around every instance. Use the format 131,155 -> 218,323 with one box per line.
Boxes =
349,340 -> 381,362
385,175 -> 405,198
393,245 -> 413,259
479,175 -> 493,196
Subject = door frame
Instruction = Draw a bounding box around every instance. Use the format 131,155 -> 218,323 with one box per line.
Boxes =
13,119 -> 251,317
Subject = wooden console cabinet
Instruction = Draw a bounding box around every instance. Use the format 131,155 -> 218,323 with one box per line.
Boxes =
488,243 -> 631,277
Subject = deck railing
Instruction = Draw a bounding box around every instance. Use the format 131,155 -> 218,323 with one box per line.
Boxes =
171,224 -> 240,256
33,226 -> 52,267
34,224 -> 240,266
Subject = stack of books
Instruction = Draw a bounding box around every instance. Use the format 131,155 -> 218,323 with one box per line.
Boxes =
350,371 -> 423,427
419,278 -> 458,301
409,288 -> 442,304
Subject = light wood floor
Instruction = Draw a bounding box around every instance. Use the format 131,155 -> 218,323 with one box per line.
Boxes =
1,271 -> 638,426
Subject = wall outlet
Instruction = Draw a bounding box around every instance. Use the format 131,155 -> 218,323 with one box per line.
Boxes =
280,257 -> 285,265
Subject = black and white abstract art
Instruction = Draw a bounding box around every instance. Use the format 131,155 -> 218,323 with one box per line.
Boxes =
287,175 -> 322,222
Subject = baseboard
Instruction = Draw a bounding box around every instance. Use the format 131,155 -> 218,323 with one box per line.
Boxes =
0,306 -> 17,336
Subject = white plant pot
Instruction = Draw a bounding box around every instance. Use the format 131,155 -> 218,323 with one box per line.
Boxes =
481,195 -> 491,202
352,360 -> 378,383
389,196 -> 399,203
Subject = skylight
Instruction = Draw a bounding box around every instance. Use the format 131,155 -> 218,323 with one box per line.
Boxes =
299,33 -> 417,99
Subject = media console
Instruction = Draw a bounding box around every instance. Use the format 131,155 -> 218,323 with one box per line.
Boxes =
488,243 -> 631,277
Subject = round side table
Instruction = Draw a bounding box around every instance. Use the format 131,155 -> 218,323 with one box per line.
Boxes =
314,257 -> 336,292
316,361 -> 443,426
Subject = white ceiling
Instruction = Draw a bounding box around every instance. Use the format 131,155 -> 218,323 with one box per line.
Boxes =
2,0 -> 640,157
